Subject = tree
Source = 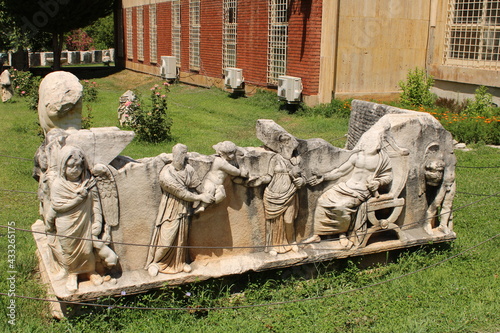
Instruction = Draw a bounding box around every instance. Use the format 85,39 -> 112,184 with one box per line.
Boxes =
1,1 -> 51,52
3,0 -> 114,69
83,13 -> 115,50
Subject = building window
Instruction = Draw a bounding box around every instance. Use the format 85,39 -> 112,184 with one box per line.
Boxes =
150,4 -> 157,64
444,0 -> 500,69
223,0 -> 237,69
267,0 -> 289,85
172,0 -> 181,66
190,0 -> 201,70
126,8 -> 133,60
137,6 -> 144,61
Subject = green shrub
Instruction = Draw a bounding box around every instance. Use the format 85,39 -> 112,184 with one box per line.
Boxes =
464,86 -> 497,119
82,80 -> 99,103
81,105 -> 94,129
125,83 -> 173,143
399,67 -> 436,107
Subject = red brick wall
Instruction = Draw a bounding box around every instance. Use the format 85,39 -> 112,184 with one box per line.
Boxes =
200,0 -> 223,78
237,1 -> 270,87
122,8 -> 128,60
157,2 -> 172,65
132,7 -> 137,61
143,5 -> 150,65
123,0 -> 322,96
181,1 -> 190,71
287,1 -> 322,96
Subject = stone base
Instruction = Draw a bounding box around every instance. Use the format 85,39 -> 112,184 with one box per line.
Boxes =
33,220 -> 456,318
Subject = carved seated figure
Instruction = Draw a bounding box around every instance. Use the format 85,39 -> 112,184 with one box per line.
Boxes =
359,135 -> 409,247
305,136 -> 393,248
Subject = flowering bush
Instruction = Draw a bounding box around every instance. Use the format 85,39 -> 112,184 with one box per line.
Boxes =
81,105 -> 94,129
82,80 -> 99,103
8,69 -> 41,110
124,83 -> 173,143
66,29 -> 94,51
426,110 -> 500,145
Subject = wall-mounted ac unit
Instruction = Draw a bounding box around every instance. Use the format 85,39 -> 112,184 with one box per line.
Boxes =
160,56 -> 177,79
224,67 -> 244,90
277,75 -> 302,104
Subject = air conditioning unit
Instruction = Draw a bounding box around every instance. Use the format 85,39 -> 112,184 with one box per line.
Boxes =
277,75 -> 302,104
224,67 -> 244,90
160,56 -> 177,79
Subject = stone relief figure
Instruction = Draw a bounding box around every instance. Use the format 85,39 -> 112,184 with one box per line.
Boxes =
38,71 -> 83,134
0,69 -> 13,102
146,144 -> 214,276
421,143 -> 456,235
305,136 -> 392,248
34,129 -> 69,226
249,120 -> 305,256
193,141 -> 248,214
91,163 -> 120,267
48,146 -> 115,292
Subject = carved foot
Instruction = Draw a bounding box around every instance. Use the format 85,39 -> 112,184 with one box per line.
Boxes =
291,243 -> 299,252
268,250 -> 278,256
339,234 -> 354,249
423,222 -> 433,235
183,264 -> 192,273
437,224 -> 450,234
148,264 -> 159,277
66,273 -> 78,293
90,273 -> 104,286
193,206 -> 205,215
302,235 -> 321,244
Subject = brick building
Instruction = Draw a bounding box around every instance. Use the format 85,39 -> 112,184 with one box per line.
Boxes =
117,0 -> 500,106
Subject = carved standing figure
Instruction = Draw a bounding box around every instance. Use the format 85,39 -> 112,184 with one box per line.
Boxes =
306,137 -> 392,248
146,144 -> 214,276
48,146 -> 104,292
194,141 -> 248,214
422,147 -> 456,235
250,125 -> 305,256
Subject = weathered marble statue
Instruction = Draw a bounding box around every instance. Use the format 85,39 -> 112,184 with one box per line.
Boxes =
38,71 -> 83,134
193,141 -> 247,214
305,135 -> 392,248
29,85 -> 457,317
421,143 -> 456,235
48,146 -> 117,292
145,144 -> 214,276
249,120 -> 305,256
0,69 -> 13,102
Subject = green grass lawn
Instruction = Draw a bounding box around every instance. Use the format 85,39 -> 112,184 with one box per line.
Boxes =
0,70 -> 499,332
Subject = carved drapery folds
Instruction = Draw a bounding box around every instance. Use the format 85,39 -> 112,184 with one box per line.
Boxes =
31,82 -> 455,306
